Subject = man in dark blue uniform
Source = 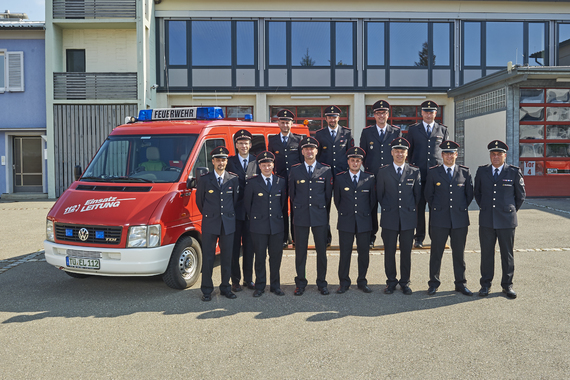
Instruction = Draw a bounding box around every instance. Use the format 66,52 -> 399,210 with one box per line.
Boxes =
195,146 -> 240,301
376,138 -> 421,295
334,147 -> 377,294
226,129 -> 260,292
244,151 -> 287,297
267,109 -> 304,247
315,105 -> 354,176
289,136 -> 333,296
424,140 -> 474,296
407,100 -> 449,248
474,140 -> 526,299
360,100 -> 402,247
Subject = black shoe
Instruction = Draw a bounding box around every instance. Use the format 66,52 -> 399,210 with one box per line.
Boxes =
201,294 -> 212,302
369,241 -> 375,249
336,286 -> 349,294
402,285 -> 413,295
271,288 -> 285,296
231,283 -> 243,292
319,287 -> 330,295
294,287 -> 305,296
283,242 -> 289,248
253,289 -> 264,297
358,285 -> 373,293
384,285 -> 396,294
427,286 -> 438,295
455,285 -> 473,296
414,240 -> 423,248
244,281 -> 255,290
221,291 -> 237,299
479,286 -> 490,297
502,286 -> 517,299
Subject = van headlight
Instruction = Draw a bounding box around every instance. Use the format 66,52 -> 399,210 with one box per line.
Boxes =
127,224 -> 161,248
46,220 -> 55,242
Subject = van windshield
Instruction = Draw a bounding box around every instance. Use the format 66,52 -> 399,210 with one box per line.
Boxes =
81,134 -> 198,183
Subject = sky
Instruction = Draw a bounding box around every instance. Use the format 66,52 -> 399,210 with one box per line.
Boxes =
2,0 -> 45,21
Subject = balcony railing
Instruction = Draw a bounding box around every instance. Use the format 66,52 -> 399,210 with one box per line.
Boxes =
53,0 -> 136,19
54,72 -> 138,100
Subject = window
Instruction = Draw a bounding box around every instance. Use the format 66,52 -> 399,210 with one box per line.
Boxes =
192,138 -> 226,177
66,49 -> 85,72
365,105 -> 444,135
270,106 -> 349,135
1,50 -> 24,92
519,88 -> 570,176
366,22 -> 385,66
558,23 -> 570,66
192,21 -> 231,66
486,22 -> 524,66
390,22 -> 428,67
237,21 -> 255,66
292,22 -> 330,66
463,22 -> 481,66
168,21 -> 187,65
250,135 -> 266,156
268,22 -> 287,66
336,22 -> 354,66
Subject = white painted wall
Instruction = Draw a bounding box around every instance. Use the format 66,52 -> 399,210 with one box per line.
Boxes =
464,110 -> 506,170
62,29 -> 137,72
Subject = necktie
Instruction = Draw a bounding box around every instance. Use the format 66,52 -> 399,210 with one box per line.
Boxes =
331,130 -> 336,140
397,167 -> 402,178
447,167 -> 452,181
266,177 -> 272,191
494,168 -> 499,180
243,159 -> 247,171
218,176 -> 222,187
283,136 -> 287,145
308,165 -> 312,177
380,129 -> 385,141
427,126 -> 431,137
353,174 -> 358,188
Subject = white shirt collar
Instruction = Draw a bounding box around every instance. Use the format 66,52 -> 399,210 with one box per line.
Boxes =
349,171 -> 360,182
376,125 -> 387,134
393,162 -> 405,172
305,162 -> 315,172
215,171 -> 225,181
443,164 -> 454,173
328,126 -> 338,135
423,121 -> 435,129
492,164 -> 504,175
262,173 -> 272,182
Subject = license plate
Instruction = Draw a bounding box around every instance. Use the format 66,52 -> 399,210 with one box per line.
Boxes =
66,257 -> 101,270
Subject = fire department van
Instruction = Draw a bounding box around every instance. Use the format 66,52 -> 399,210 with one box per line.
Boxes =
44,107 -> 308,289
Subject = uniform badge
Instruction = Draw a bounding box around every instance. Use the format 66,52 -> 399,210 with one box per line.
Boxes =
436,182 -> 441,186
323,146 -> 327,149
275,151 -> 279,154
344,187 -> 350,191
208,190 -> 214,193
300,180 -> 306,183
258,193 -> 264,196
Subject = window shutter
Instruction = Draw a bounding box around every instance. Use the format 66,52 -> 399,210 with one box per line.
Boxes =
7,51 -> 24,92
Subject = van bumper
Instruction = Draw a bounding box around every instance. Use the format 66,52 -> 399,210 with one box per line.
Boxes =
44,241 -> 175,276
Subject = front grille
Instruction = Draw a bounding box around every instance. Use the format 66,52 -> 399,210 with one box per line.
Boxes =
55,223 -> 122,245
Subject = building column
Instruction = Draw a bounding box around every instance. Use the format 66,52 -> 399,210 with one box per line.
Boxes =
352,93 -> 366,141
256,93 -> 267,122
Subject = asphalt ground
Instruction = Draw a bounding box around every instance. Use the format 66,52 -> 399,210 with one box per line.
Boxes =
0,198 -> 569,378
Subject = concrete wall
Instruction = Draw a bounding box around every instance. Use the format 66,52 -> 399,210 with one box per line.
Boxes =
464,110 -> 507,170
61,29 -> 137,72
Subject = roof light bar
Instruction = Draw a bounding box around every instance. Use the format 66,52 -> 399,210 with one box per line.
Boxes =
137,107 -> 224,122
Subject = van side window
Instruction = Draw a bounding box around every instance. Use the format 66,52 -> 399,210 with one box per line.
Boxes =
250,134 -> 266,157
192,138 -> 226,177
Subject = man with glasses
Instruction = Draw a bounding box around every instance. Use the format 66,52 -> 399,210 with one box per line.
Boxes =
360,100 -> 402,248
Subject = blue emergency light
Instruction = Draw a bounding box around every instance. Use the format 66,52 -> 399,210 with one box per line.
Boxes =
66,229 -> 73,237
137,107 -> 224,122
95,231 -> 105,239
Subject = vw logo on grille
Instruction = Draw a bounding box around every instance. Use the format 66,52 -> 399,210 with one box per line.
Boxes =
78,228 -> 89,241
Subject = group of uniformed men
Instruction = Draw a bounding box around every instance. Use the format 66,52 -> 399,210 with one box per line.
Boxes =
195,101 -> 526,302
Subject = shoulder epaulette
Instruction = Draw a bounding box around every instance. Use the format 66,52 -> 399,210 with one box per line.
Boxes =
364,171 -> 375,176
429,164 -> 440,170
409,164 -> 419,169
458,164 -> 469,169
379,164 -> 390,170
227,171 -> 238,177
292,163 -> 302,167
320,162 -> 331,167
478,164 -> 488,168
363,125 -> 375,129
275,174 -> 285,179
336,171 -> 346,176
340,126 -> 350,130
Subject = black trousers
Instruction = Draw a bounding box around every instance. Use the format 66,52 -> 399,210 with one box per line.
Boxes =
428,225 -> 468,288
338,229 -> 371,288
282,190 -> 295,244
415,181 -> 428,242
231,219 -> 254,285
251,231 -> 284,291
381,227 -> 414,286
294,224 -> 328,289
479,226 -> 515,288
201,226 -> 233,295
370,202 -> 379,243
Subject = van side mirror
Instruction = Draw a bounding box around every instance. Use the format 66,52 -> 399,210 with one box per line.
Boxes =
196,167 -> 209,177
74,165 -> 82,181
187,176 -> 197,189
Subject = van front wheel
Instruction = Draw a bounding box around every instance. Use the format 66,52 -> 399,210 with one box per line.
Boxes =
163,236 -> 202,289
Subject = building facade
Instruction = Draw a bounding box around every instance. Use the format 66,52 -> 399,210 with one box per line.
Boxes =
0,20 -> 47,198
44,1 -> 570,197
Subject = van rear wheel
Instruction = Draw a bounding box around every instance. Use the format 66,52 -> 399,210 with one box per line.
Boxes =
163,236 -> 202,289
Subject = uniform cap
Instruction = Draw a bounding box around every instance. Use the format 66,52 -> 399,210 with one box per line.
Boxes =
347,146 -> 366,159
234,129 -> 252,141
324,105 -> 341,116
372,100 -> 390,112
210,146 -> 230,158
276,109 -> 295,121
300,136 -> 319,149
488,140 -> 509,152
440,140 -> 460,152
390,137 -> 410,150
256,150 -> 275,163
421,100 -> 439,111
